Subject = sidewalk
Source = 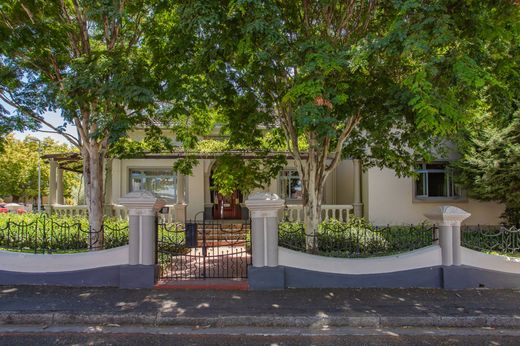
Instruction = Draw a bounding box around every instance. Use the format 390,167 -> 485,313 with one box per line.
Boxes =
1,285 -> 520,329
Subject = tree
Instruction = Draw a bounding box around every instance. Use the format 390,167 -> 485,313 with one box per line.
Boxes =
0,1 -> 156,247
449,1 -> 520,226
154,1 -> 519,242
0,134 -> 80,203
454,116 -> 520,226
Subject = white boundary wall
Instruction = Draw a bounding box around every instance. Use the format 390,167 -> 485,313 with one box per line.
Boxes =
279,245 -> 442,275
461,247 -> 520,274
0,246 -> 129,273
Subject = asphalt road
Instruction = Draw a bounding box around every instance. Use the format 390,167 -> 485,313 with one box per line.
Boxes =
1,325 -> 520,345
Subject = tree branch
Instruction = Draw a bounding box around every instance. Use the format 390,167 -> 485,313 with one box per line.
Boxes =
325,109 -> 362,174
0,92 -> 81,148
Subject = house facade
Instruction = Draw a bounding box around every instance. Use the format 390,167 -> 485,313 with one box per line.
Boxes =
43,129 -> 505,225
106,153 -> 504,226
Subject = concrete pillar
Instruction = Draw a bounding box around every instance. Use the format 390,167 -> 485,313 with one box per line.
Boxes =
48,159 -> 57,205
118,191 -> 166,288
175,173 -> 187,222
56,168 -> 64,205
425,206 -> 471,267
353,159 -> 363,217
245,192 -> 285,289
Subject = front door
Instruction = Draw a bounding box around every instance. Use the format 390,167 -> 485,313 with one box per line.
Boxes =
213,190 -> 242,219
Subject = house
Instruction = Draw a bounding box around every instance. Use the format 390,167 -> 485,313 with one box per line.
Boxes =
44,129 -> 505,226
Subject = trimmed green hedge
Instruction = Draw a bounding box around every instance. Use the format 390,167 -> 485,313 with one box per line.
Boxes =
279,217 -> 436,258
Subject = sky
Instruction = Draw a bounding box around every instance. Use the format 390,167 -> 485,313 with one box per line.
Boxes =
2,101 -> 75,145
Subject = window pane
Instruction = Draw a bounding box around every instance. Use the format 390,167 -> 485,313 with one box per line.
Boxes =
280,170 -> 303,200
129,169 -> 177,198
428,172 -> 446,197
416,173 -> 426,196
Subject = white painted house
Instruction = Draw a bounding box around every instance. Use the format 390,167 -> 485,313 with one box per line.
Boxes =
46,129 -> 505,225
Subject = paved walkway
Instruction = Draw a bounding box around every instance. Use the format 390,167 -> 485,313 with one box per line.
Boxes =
1,285 -> 520,328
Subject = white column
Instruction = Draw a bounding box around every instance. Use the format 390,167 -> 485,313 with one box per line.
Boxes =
119,191 -> 166,265
56,168 -> 64,205
353,159 -> 363,217
425,206 -> 471,266
245,192 -> 285,267
48,159 -> 57,205
174,173 -> 187,222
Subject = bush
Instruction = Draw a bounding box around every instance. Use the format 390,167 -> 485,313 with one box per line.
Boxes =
0,213 -> 128,253
279,217 -> 435,258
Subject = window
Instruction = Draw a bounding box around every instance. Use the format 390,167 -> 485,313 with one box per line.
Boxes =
279,170 -> 303,200
415,163 -> 462,200
129,169 -> 178,199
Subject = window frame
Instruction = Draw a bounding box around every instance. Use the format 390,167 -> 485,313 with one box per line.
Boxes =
413,162 -> 466,202
128,167 -> 187,201
278,169 -> 304,202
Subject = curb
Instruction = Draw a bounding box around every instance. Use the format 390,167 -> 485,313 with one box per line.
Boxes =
1,312 -> 520,329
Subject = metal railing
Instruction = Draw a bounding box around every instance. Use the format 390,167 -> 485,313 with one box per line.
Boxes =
462,225 -> 520,256
282,204 -> 354,223
0,214 -> 128,253
278,221 -> 437,258
50,204 -> 177,222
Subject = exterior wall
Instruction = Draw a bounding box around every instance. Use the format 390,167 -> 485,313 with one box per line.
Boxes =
365,167 -> 505,225
335,160 -> 354,205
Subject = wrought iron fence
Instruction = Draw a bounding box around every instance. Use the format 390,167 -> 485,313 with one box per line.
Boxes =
462,225 -> 520,256
0,214 -> 128,253
279,220 -> 437,258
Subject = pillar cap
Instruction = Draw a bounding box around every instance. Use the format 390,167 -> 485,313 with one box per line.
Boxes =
118,191 -> 168,211
424,205 -> 471,226
245,192 -> 285,217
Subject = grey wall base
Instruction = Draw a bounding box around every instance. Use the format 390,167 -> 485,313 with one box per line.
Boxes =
0,266 -> 122,287
249,265 -> 520,290
119,265 -> 158,289
249,266 -> 285,290
283,266 -> 443,289
0,265 -> 158,288
443,265 -> 520,289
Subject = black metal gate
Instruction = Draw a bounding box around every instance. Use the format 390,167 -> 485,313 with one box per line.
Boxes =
157,219 -> 251,280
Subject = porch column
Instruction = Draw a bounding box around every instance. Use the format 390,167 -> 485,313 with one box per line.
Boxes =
118,191 -> 165,288
103,158 -> 113,217
353,159 -> 363,217
56,168 -> 64,205
48,159 -> 57,206
245,192 -> 285,289
174,173 -> 187,223
425,206 -> 471,266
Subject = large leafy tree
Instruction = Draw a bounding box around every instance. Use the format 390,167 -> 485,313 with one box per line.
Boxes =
451,1 -> 520,226
0,134 -> 80,203
154,0 -> 519,240
0,1 -> 156,247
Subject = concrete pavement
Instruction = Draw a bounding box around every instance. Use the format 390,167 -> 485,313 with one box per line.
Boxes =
1,285 -> 520,328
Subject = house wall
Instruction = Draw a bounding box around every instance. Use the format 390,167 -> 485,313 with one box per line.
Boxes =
364,167 -> 505,225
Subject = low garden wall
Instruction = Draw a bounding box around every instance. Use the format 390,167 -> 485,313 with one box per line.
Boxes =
0,246 -> 130,287
246,193 -> 520,290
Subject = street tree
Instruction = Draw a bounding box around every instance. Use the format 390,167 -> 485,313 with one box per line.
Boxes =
0,134 -> 80,204
0,1 -> 156,247
155,1 -> 520,241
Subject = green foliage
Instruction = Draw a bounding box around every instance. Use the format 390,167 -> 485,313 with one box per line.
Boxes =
454,115 -> 520,225
0,213 -> 128,253
210,153 -> 286,196
279,217 -> 435,258
0,135 -> 80,202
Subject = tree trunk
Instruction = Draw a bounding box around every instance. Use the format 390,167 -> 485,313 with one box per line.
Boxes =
301,155 -> 325,253
83,144 -> 105,250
